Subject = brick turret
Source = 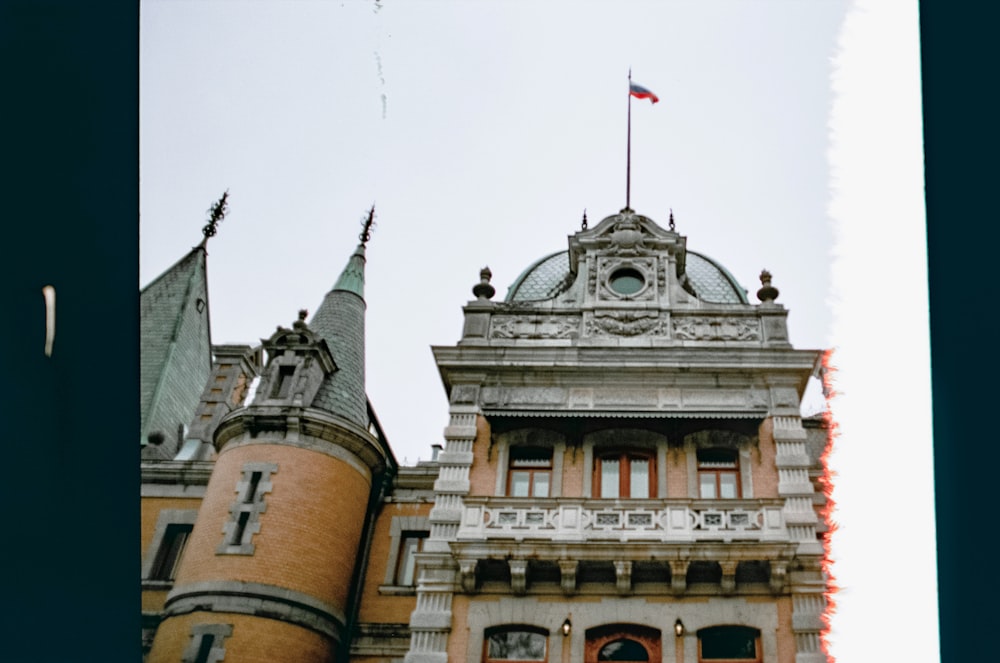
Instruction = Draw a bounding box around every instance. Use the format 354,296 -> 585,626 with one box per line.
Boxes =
147,236 -> 395,663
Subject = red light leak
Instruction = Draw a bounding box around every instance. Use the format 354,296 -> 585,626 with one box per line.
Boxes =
818,348 -> 839,662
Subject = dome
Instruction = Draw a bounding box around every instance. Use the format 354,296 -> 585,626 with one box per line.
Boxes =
505,249 -> 748,304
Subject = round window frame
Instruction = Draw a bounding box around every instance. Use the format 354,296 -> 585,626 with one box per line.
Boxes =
606,265 -> 648,297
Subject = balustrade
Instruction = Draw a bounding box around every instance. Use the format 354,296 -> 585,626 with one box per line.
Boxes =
457,497 -> 787,543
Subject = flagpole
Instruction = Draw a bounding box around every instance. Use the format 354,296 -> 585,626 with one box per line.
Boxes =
626,68 -> 632,210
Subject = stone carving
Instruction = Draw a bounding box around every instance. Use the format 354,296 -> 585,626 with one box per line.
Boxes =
598,257 -> 656,301
586,311 -> 668,337
607,214 -> 649,255
672,316 -> 762,341
490,316 -> 579,339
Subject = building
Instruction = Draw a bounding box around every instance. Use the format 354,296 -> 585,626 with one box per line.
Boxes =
141,204 -> 831,663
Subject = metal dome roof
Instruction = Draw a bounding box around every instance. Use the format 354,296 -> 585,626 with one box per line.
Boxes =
505,249 -> 748,304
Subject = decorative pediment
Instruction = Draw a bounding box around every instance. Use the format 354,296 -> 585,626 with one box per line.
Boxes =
253,310 -> 337,407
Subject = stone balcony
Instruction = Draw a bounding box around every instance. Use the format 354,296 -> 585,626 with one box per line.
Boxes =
457,497 -> 788,544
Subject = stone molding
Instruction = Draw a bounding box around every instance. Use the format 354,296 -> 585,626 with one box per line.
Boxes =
214,405 -> 389,476
165,579 -> 345,639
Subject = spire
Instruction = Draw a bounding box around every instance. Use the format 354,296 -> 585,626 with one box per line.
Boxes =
199,190 -> 230,248
331,205 -> 375,297
307,207 -> 376,427
140,245 -> 212,458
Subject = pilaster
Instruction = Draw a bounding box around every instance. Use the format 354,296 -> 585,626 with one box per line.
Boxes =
405,403 -> 478,663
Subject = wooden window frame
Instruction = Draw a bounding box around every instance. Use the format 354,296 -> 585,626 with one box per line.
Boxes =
697,448 -> 741,499
584,624 -> 661,663
507,447 -> 553,498
483,625 -> 549,663
594,450 -> 656,498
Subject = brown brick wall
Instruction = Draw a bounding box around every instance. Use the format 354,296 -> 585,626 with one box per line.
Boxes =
141,495 -> 204,553
174,442 -> 370,611
356,501 -> 431,623
148,611 -> 332,663
561,444 -> 583,497
448,593 -> 471,661
467,415 -> 495,496
753,419 -> 779,498
666,447 -> 688,498
774,595 -> 795,663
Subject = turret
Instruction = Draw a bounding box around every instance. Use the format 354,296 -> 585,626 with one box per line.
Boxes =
147,211 -> 396,663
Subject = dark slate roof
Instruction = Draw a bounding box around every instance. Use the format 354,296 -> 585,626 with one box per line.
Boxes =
140,246 -> 213,455
309,244 -> 369,428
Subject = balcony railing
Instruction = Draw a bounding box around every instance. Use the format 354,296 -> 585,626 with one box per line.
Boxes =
457,497 -> 787,543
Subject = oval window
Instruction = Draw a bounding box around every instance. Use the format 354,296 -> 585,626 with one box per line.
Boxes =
609,268 -> 645,295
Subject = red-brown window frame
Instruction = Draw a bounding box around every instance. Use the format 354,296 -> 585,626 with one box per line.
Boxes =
594,450 -> 656,498
483,625 -> 549,662
697,448 -> 741,499
507,447 -> 553,498
584,624 -> 661,662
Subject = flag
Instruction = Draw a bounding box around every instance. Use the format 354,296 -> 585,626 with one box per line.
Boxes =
629,82 -> 659,104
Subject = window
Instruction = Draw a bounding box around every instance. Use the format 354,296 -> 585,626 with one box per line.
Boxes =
484,626 -> 547,662
218,462 -> 277,554
395,530 -> 428,586
598,639 -> 649,661
596,452 -> 654,498
508,447 -> 552,497
270,365 -> 295,399
181,624 -> 233,663
149,523 -> 193,581
585,624 -> 660,663
698,626 -> 761,662
142,509 -> 198,585
697,448 -> 740,498
382,516 -> 430,591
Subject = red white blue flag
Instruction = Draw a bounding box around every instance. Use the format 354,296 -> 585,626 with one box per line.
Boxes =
629,82 -> 659,104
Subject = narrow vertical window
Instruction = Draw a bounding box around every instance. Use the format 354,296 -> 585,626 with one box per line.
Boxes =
149,523 -> 193,581
182,624 -> 232,663
395,530 -> 428,586
193,635 -> 215,663
230,511 -> 251,546
218,463 -> 277,555
270,365 -> 295,399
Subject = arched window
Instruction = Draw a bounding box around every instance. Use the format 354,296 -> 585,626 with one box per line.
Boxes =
697,626 -> 761,662
598,638 -> 649,660
484,626 -> 548,662
596,451 -> 654,498
508,447 -> 552,497
697,448 -> 741,498
585,624 -> 660,663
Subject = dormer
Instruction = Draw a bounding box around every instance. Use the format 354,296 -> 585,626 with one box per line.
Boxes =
253,310 -> 337,408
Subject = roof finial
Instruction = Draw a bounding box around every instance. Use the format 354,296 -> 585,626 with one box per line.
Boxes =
201,190 -> 229,243
360,204 -> 376,245
756,269 -> 780,303
581,209 -> 588,230
472,266 -> 496,301
669,208 -> 675,231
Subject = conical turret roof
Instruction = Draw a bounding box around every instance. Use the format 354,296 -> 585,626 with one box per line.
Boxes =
308,243 -> 369,427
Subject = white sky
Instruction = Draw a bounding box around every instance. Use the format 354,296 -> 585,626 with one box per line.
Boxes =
140,1 -> 935,660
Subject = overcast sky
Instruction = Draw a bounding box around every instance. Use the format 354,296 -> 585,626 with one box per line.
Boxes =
140,1 -> 933,660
